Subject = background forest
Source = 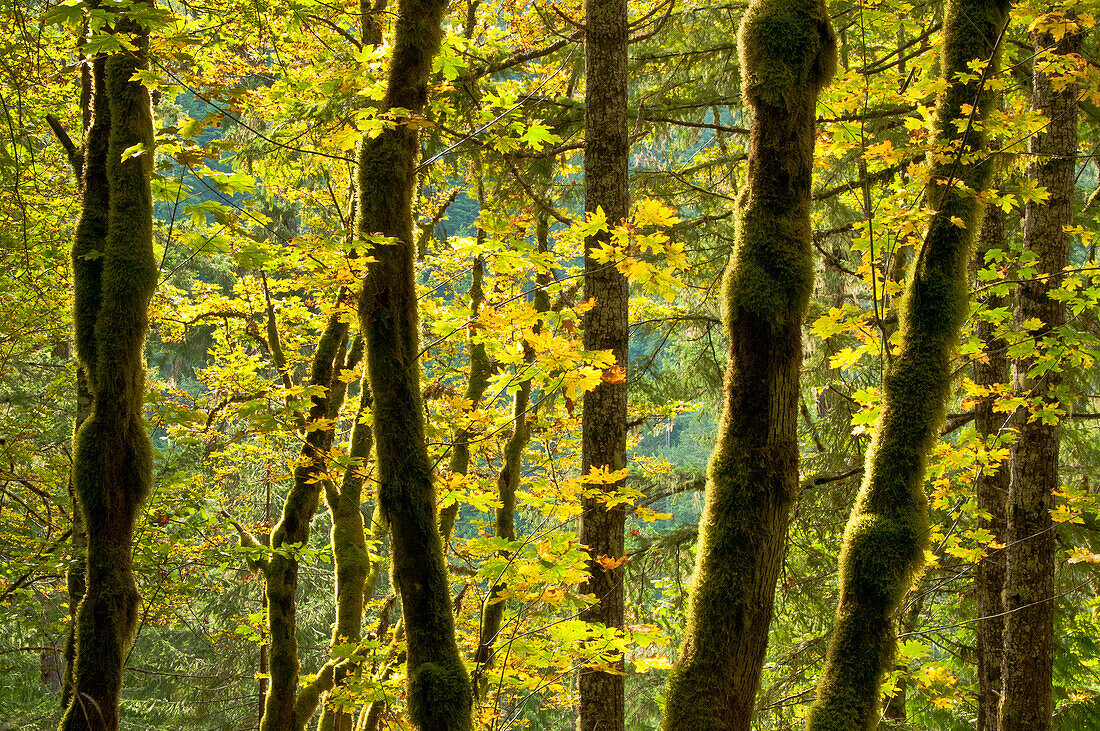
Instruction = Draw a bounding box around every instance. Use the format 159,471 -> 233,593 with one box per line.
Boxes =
1,0 -> 1099,728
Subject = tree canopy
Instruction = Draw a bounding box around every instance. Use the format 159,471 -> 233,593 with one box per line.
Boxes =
1,0 -> 1099,728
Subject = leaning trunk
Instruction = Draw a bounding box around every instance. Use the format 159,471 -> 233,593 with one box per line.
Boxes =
806,0 -> 1009,727
61,4 -> 158,727
661,1 -> 833,728
999,21 -> 1079,731
355,0 -> 473,725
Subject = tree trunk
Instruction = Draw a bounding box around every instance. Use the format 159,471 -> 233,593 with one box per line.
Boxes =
577,0 -> 629,727
61,3 -> 158,727
355,0 -> 472,725
438,253 -> 491,546
61,369 -> 92,710
472,216 -> 552,700
257,311 -> 350,731
805,0 -> 1009,727
999,23 -> 1079,731
661,2 -> 834,729
973,202 -> 1008,731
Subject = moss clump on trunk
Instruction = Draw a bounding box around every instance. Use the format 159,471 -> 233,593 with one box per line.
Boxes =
61,5 -> 158,728
660,1 -> 833,729
806,1 -> 1009,728
355,0 -> 472,726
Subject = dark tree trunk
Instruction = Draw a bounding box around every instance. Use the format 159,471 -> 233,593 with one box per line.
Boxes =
806,0 -> 1009,727
973,202 -> 1008,731
60,4 -> 158,728
355,0 -> 472,726
999,23 -> 1079,731
661,1 -> 834,729
578,0 -> 629,726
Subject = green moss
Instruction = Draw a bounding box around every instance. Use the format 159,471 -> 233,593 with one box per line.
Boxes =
61,7 -> 157,729
738,0 -> 835,114
806,1 -> 1009,728
355,0 -> 472,724
662,3 -> 834,728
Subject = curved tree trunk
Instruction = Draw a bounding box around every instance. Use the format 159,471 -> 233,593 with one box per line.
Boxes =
660,1 -> 834,728
999,22 -> 1079,731
355,0 -> 473,725
578,0 -> 629,726
61,4 -> 158,728
261,312 -> 351,731
805,0 -> 1009,727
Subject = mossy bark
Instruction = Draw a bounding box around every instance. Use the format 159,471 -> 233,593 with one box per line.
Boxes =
578,0 -> 629,727
805,0 -> 1009,728
438,254 -> 491,546
313,368 -> 375,731
660,1 -> 833,729
355,0 -> 472,725
973,202 -> 1008,731
231,307 -> 353,731
61,368 -> 92,710
60,4 -> 158,728
999,23 -> 1078,731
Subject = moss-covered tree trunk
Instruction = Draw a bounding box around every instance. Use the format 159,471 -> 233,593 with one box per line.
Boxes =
60,3 -> 158,727
998,23 -> 1079,731
973,202 -> 1008,731
355,0 -> 473,726
61,370 -> 92,711
578,0 -> 629,727
660,2 -> 833,729
255,311 -> 351,731
313,380 -> 373,731
805,0 -> 1009,727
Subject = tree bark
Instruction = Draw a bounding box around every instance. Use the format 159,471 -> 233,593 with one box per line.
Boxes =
999,22 -> 1079,731
661,2 -> 834,729
578,0 -> 629,726
61,3 -> 158,727
355,0 -> 473,725
973,202 -> 1008,731
806,0 -> 1009,727
257,311 -> 351,731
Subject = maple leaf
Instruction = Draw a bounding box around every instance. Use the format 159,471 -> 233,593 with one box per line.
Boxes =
602,364 -> 627,384
595,554 -> 629,571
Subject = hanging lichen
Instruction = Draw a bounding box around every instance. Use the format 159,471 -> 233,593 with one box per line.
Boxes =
806,0 -> 1009,728
661,0 -> 834,728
